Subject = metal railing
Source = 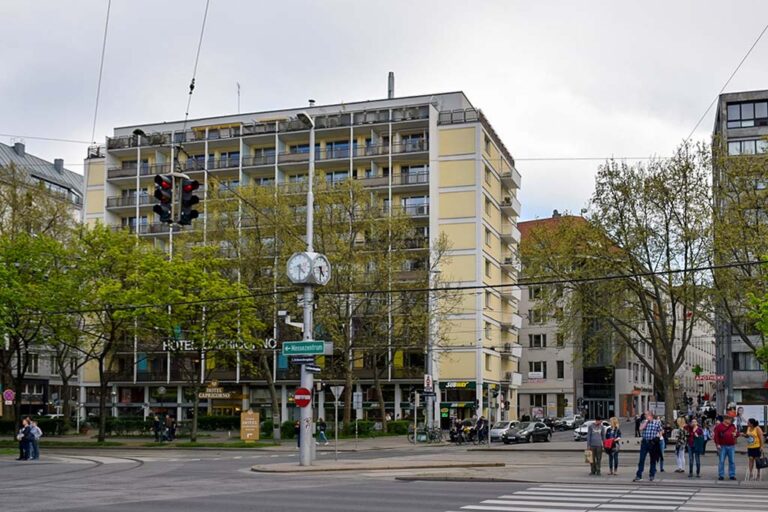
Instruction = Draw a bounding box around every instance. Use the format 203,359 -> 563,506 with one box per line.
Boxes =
106,195 -> 153,208
107,162 -> 171,179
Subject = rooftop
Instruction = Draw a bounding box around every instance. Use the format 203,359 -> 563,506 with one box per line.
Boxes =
0,141 -> 83,195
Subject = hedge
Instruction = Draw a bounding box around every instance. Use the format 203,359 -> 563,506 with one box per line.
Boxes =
0,418 -> 66,436
194,415 -> 240,431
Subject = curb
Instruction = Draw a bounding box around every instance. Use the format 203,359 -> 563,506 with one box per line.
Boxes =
250,462 -> 505,473
393,475 -> 768,488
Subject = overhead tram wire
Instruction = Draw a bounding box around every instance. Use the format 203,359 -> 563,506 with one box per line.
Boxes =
30,258 -> 768,317
684,22 -> 768,142
0,134 -> 91,145
90,0 -> 112,144
181,0 -> 211,135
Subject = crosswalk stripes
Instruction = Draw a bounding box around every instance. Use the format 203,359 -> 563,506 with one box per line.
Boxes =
446,483 -> 768,512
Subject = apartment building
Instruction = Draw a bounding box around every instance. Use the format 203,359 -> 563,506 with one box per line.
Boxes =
82,91 -> 523,424
0,141 -> 84,415
712,89 -> 768,408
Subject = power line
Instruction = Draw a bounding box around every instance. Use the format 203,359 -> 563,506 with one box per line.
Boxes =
182,0 -> 211,133
90,0 -> 112,144
516,156 -> 668,162
0,134 -> 91,145
685,22 -> 768,142
29,259 -> 767,317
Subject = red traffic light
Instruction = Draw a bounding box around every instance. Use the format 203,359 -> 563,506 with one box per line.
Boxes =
155,174 -> 173,189
182,180 -> 200,193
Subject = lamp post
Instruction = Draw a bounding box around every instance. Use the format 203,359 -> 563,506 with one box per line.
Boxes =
298,111 -> 316,467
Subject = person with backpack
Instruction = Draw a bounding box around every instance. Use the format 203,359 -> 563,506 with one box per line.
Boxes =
586,416 -> 605,476
604,416 -> 622,475
685,417 -> 704,477
713,414 -> 739,480
29,418 -> 43,460
673,416 -> 687,473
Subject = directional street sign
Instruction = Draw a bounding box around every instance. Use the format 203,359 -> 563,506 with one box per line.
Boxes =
421,391 -> 436,397
282,340 -> 325,356
353,391 -> 363,410
290,355 -> 316,365
294,387 -> 312,408
305,365 -> 322,374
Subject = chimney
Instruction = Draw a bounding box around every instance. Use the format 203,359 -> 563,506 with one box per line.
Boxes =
388,72 -> 395,99
552,209 -> 561,218
13,142 -> 25,157
54,159 -> 64,173
308,99 -> 316,107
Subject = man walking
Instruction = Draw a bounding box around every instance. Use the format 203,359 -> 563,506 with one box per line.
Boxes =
713,414 -> 739,480
29,418 -> 42,460
586,416 -> 605,476
634,410 -> 662,482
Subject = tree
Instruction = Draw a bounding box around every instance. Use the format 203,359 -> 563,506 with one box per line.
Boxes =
522,143 -> 712,421
72,224 -> 168,442
148,244 -> 263,442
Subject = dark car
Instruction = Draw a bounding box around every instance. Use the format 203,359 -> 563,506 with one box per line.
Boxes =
501,421 -> 552,444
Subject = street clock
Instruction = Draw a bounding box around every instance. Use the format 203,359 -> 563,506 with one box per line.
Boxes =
287,252 -> 331,286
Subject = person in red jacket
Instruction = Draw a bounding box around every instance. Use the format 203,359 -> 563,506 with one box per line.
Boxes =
713,415 -> 739,480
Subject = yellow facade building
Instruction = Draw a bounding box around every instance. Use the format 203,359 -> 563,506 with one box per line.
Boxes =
82,91 -> 522,424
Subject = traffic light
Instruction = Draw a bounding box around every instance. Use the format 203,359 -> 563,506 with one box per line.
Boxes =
179,178 -> 200,225
153,174 -> 173,223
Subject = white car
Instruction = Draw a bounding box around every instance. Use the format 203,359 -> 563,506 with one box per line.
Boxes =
573,420 -> 610,441
490,421 -> 519,442
559,415 -> 584,430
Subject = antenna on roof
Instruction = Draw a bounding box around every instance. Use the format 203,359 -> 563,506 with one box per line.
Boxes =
388,72 -> 395,99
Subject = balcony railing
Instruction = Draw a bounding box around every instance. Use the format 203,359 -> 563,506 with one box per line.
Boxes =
106,195 -> 154,208
107,162 -> 171,179
242,154 -> 276,167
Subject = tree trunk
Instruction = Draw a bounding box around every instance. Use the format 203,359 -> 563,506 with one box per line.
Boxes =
260,354 -> 281,441
191,383 -> 200,443
61,377 -> 72,432
343,362 -> 353,426
97,358 -> 108,443
373,361 -> 387,433
663,375 -> 677,423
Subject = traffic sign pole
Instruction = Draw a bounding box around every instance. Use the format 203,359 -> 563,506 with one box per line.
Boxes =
300,286 -> 314,466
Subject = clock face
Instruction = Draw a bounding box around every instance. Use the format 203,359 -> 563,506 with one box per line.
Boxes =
287,253 -> 312,284
312,255 -> 331,285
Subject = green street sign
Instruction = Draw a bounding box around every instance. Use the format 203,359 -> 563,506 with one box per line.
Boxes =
282,340 -> 325,356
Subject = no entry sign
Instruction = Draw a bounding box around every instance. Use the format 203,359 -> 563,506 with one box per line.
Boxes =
294,387 -> 312,408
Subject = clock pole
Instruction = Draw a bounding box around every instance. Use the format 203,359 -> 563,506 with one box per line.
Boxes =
299,111 -> 316,467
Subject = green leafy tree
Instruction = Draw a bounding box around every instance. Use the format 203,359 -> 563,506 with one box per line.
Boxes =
522,143 -> 712,421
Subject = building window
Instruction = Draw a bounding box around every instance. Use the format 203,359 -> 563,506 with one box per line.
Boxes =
485,260 -> 492,277
485,291 -> 493,310
485,167 -> 492,184
727,101 -> 768,128
556,360 -> 564,379
401,196 -> 428,215
734,352 -> 762,371
485,354 -> 492,371
26,354 -> 39,374
728,139 -> 768,155
528,286 -> 542,300
528,333 -> 547,348
325,170 -> 349,183
485,198 -> 492,216
484,322 -> 492,340
528,309 -> 545,324
530,393 -> 547,407
49,356 -> 57,375
484,135 -> 492,154
528,361 -> 547,379
485,228 -> 492,246
633,363 -> 639,383
556,332 -> 565,347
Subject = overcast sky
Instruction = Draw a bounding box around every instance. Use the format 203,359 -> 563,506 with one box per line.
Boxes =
1,0 -> 767,220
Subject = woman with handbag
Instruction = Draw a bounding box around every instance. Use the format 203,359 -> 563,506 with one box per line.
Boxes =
745,418 -> 765,480
604,416 -> 622,475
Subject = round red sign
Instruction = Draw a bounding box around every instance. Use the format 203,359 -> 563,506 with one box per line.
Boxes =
294,387 -> 312,408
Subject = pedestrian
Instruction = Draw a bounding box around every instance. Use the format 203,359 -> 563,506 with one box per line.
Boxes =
634,415 -> 642,437
745,418 -> 764,481
316,418 -> 329,446
29,419 -> 42,460
673,416 -> 687,473
634,410 -> 663,482
735,407 -> 747,433
702,419 -> 712,454
16,418 -> 29,461
294,420 -> 301,448
713,414 -> 739,481
604,416 -> 622,476
713,415 -> 723,458
685,417 -> 704,478
152,415 -> 161,442
586,416 -> 605,476
164,415 -> 176,441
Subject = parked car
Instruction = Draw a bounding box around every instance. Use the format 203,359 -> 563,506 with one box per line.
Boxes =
558,415 -> 584,430
490,421 -> 519,442
573,420 -> 610,441
502,421 -> 552,444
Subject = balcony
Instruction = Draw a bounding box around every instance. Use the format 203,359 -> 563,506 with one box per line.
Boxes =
500,167 -> 522,190
500,196 -> 522,218
500,343 -> 523,358
500,313 -> 523,331
242,154 -> 276,167
393,139 -> 428,154
500,224 -> 521,244
107,163 -> 171,180
106,194 -> 153,209
387,204 -> 430,218
359,171 -> 429,189
106,132 -> 171,150
403,237 -> 429,250
508,372 -> 523,388
500,286 -> 522,303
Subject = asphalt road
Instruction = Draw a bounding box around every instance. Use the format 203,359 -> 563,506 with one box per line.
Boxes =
2,446 -> 768,511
